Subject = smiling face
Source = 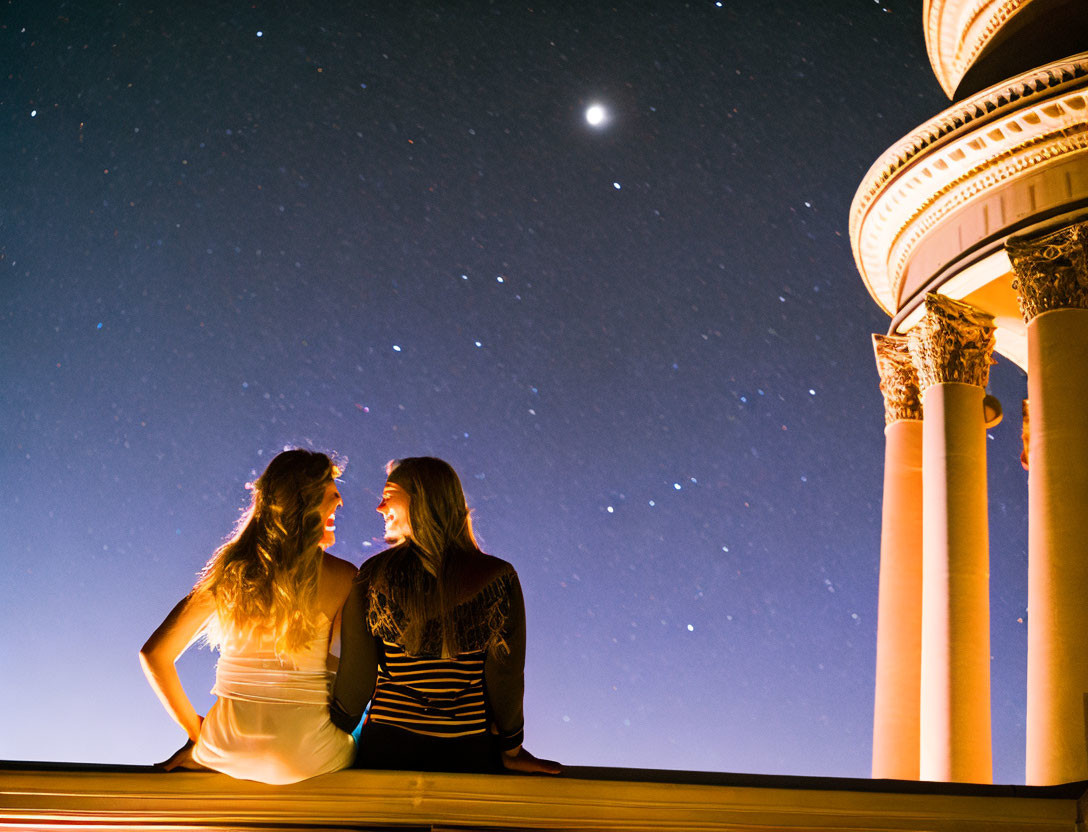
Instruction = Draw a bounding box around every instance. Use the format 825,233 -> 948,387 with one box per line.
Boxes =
317,480 -> 343,549
376,480 -> 412,545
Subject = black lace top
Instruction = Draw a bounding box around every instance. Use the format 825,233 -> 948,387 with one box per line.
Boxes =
330,546 -> 526,751
365,552 -> 516,657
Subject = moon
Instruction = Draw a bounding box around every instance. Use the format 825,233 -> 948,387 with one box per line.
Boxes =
585,104 -> 607,126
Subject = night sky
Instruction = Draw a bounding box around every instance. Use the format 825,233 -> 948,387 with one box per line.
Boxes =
1,0 -> 1032,782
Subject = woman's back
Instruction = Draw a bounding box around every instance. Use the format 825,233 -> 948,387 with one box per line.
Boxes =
365,546 -> 517,656
333,545 -> 525,772
331,456 -> 559,774
194,617 -> 353,783
189,552 -> 356,784
141,450 -> 359,783
360,548 -> 518,744
211,615 -> 334,703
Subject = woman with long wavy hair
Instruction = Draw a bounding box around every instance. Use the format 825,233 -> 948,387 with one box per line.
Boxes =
140,449 -> 357,783
331,456 -> 560,774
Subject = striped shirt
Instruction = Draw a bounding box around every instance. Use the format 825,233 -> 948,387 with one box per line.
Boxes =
367,640 -> 489,738
331,546 -> 527,752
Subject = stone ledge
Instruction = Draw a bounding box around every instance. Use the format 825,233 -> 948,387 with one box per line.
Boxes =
1,761 -> 1085,831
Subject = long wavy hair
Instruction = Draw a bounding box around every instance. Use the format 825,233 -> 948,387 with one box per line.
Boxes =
196,449 -> 340,656
372,457 -> 482,656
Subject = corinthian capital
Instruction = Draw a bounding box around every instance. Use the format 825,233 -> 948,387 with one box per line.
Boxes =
908,294 -> 995,391
873,334 -> 922,424
1007,221 -> 1088,323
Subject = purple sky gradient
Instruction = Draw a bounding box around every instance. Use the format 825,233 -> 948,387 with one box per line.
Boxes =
0,0 -> 1031,781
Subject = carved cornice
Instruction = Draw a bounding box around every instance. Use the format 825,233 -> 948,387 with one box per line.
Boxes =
850,53 -> 1088,316
925,1 -> 1036,98
1007,221 -> 1088,321
908,294 -> 996,390
873,334 -> 923,424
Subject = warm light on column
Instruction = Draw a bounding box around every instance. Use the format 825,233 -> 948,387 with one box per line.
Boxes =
909,294 -> 995,784
871,334 -> 924,781
1009,220 -> 1088,786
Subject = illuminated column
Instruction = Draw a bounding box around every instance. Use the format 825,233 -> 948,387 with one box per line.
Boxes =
871,334 -> 923,781
1008,221 -> 1088,786
1020,399 -> 1030,472
909,294 -> 995,784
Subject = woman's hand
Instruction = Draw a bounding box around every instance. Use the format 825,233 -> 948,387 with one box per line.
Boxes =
501,746 -> 562,775
156,738 -> 208,772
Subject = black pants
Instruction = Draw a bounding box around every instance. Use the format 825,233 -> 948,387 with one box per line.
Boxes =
353,721 -> 503,773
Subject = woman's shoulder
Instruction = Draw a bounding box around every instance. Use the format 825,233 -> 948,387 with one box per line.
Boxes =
356,545 -> 516,599
471,551 -> 516,579
356,544 -> 404,580
456,551 -> 517,599
322,551 -> 358,577
319,552 -> 358,607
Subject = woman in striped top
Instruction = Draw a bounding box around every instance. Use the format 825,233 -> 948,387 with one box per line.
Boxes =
330,457 -> 560,774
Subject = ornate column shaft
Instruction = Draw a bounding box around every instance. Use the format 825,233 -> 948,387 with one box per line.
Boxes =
871,334 -> 924,781
1021,399 -> 1030,471
1009,220 -> 1088,786
909,294 -> 995,784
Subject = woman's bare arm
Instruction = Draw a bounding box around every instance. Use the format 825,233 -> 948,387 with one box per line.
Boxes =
329,571 -> 378,733
486,571 -> 561,774
139,590 -> 215,742
319,553 -> 358,668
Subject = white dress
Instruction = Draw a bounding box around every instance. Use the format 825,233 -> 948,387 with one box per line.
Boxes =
191,614 -> 355,784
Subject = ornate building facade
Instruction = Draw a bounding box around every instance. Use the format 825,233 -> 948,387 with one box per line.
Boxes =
852,0 -> 1088,786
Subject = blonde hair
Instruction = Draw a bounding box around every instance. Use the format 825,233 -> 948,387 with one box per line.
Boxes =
196,449 -> 340,655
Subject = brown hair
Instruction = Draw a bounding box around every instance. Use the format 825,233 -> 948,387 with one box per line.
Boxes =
372,457 -> 482,656
196,449 -> 340,655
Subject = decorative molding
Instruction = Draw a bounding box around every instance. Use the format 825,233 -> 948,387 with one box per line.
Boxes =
1007,220 -> 1088,321
850,53 -> 1088,316
925,1 -> 1036,98
908,294 -> 996,390
873,334 -> 923,424
886,128 -> 1088,304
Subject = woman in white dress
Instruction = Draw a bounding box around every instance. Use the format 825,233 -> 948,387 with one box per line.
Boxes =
140,449 -> 357,784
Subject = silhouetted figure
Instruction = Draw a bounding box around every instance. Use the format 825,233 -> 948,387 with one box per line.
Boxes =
331,457 -> 560,774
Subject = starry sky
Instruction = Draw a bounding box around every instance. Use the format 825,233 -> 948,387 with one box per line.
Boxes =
1,0 -> 1033,782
